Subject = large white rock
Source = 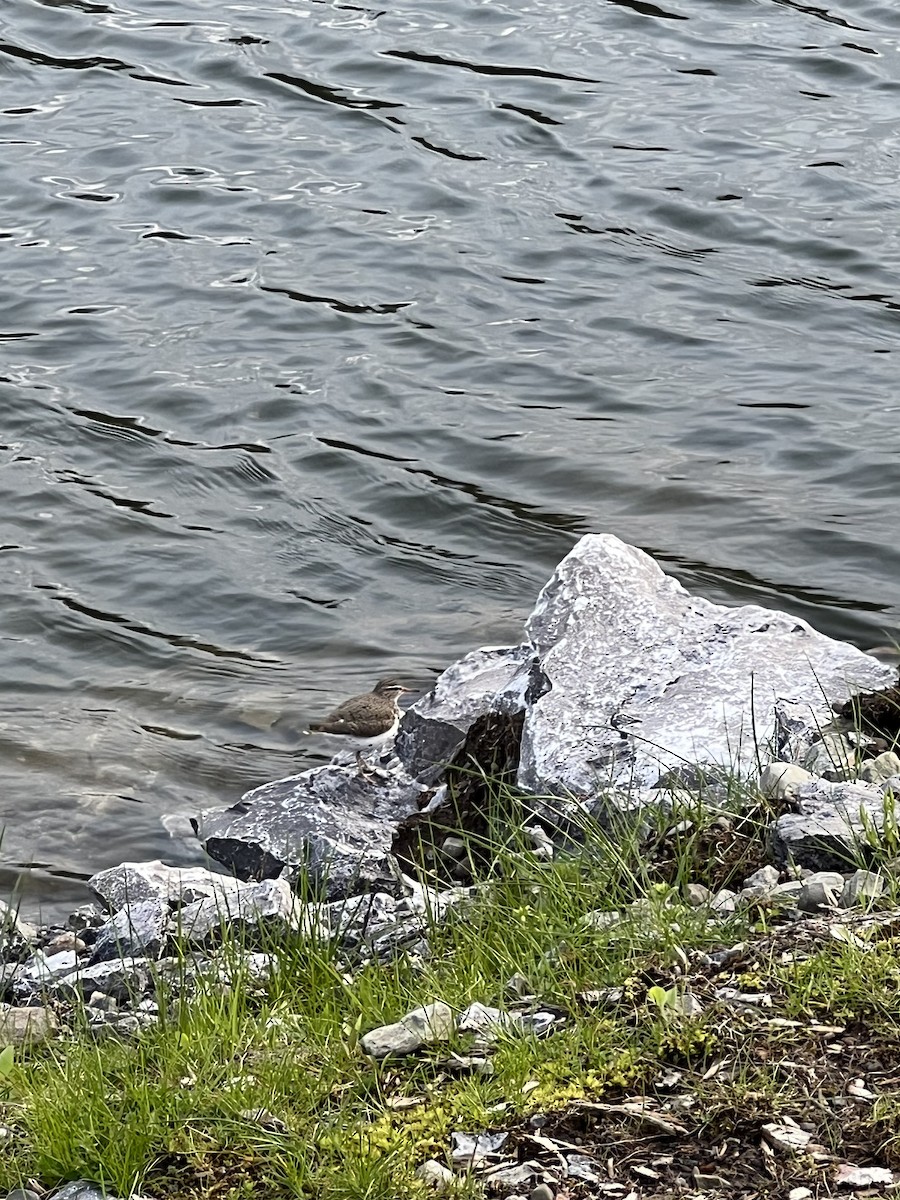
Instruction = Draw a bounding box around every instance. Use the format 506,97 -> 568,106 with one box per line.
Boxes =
518,535 -> 892,795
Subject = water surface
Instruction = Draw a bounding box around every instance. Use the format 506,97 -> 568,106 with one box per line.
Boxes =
2,0 -> 899,917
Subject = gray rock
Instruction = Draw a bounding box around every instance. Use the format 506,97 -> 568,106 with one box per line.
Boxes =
189,535 -> 895,909
24,950 -> 78,983
798,871 -> 845,911
50,1184 -> 126,1200
859,752 -> 900,785
530,1185 -> 556,1200
415,1160 -> 456,1191
484,1163 -> 536,1191
89,900 -> 168,965
440,837 -> 467,862
0,899 -> 37,943
176,878 -> 302,948
360,1000 -> 454,1058
505,972 -> 531,998
6,1189 -> 42,1200
54,957 -> 152,1003
711,889 -> 738,914
802,733 -> 856,781
761,1123 -> 812,1154
760,762 -> 816,801
772,780 -> 888,870
566,1155 -> 601,1183
583,908 -> 623,930
841,869 -> 885,908
310,891 -> 431,962
0,1004 -> 58,1045
238,1107 -> 289,1133
518,536 -> 891,798
743,865 -> 780,891
457,1002 -> 521,1042
396,645 -> 537,779
740,884 -> 772,906
88,1012 -> 156,1040
195,764 -> 426,895
524,824 -> 555,859
685,883 -> 712,907
450,1130 -> 508,1168
770,880 -> 804,902
49,1183 -> 158,1200
316,891 -> 402,939
89,860 -> 245,913
86,991 -> 117,1012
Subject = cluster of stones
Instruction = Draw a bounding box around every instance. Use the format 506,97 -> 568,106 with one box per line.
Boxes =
193,534 -> 898,897
764,748 -> 900,872
0,860 -> 471,1056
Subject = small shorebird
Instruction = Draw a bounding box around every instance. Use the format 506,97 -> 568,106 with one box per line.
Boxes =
308,678 -> 410,772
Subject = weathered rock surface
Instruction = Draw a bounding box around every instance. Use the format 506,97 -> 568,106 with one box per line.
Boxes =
89,900 -> 168,965
519,536 -> 891,797
798,871 -> 845,911
841,869 -> 885,908
194,764 -> 426,893
90,861 -> 247,912
760,762 -> 816,801
190,533 -> 894,894
0,1003 -> 57,1045
360,999 -> 455,1058
395,645 -> 539,779
858,751 -> 900,784
0,899 -> 37,944
177,878 -> 302,948
802,733 -> 856,781
415,1159 -> 456,1190
49,1184 -> 154,1200
53,957 -> 152,1003
772,780 -> 889,872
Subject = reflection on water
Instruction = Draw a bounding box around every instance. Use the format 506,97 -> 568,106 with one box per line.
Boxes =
1,0 -> 900,918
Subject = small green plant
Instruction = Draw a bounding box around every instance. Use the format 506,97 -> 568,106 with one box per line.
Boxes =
857,789 -> 900,863
0,1045 -> 14,1088
647,984 -> 677,1015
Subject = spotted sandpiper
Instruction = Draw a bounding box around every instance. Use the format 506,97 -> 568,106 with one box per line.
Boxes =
308,678 -> 410,772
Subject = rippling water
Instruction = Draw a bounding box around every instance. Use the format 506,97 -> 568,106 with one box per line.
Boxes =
2,0 -> 899,918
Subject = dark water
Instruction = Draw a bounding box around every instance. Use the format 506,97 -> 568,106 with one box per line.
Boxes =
2,0 -> 900,919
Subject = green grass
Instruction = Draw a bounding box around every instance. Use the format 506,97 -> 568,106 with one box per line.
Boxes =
2,778 -> 900,1197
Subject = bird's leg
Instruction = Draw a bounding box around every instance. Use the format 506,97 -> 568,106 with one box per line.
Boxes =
355,750 -> 376,780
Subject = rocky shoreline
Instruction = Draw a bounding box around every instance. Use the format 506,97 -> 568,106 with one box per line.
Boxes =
2,534 -> 900,1200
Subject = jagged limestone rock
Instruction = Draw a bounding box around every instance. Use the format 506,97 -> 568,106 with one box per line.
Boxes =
0,1003 -> 57,1045
760,762 -> 815,801
176,878 -> 303,948
89,861 -> 245,913
841,869 -> 885,908
519,536 -> 892,797
798,871 -> 845,911
772,780 -> 887,871
395,645 -> 539,779
360,999 -> 454,1058
195,764 -> 427,894
89,900 -> 168,965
